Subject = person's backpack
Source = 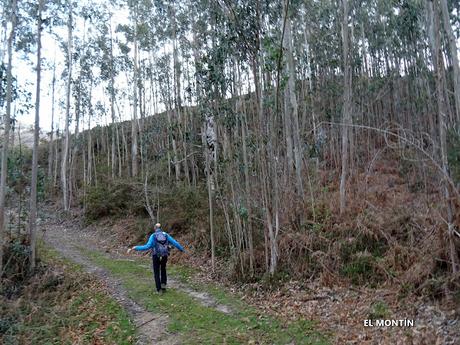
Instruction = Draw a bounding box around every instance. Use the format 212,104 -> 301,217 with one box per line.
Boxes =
154,231 -> 169,257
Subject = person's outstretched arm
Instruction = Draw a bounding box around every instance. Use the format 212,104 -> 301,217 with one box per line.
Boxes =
166,234 -> 185,252
134,233 -> 155,251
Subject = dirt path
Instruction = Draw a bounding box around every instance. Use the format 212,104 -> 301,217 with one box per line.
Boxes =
38,212 -> 233,344
41,221 -> 177,345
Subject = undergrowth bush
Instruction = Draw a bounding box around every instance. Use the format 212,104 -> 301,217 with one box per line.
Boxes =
1,239 -> 31,298
341,253 -> 384,286
84,181 -> 147,223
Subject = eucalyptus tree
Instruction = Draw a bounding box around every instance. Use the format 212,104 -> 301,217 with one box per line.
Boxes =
61,0 -> 73,211
116,0 -> 148,178
440,0 -> 460,126
28,0 -> 45,271
95,11 -> 120,179
339,0 -> 352,214
282,0 -> 303,198
0,0 -> 17,276
426,0 -> 459,274
47,58 -> 56,181
69,4 -> 107,199
149,0 -> 187,184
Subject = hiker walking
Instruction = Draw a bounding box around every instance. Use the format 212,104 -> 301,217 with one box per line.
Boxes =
128,223 -> 184,293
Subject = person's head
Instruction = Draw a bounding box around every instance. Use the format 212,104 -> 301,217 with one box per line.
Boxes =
154,223 -> 161,230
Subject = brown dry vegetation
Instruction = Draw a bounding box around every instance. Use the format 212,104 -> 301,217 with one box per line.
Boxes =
0,244 -> 135,344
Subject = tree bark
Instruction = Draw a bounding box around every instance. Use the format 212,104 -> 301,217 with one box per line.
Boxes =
61,2 -> 73,211
0,0 -> 17,276
109,22 -> 117,179
131,9 -> 139,178
48,59 -> 56,181
29,0 -> 44,271
427,0 -> 459,274
283,12 -> 304,197
439,0 -> 460,125
339,0 -> 352,214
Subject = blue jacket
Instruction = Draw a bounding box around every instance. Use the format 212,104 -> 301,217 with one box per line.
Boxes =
134,229 -> 185,253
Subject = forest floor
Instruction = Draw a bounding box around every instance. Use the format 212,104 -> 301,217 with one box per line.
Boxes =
38,206 -> 328,345
35,203 -> 460,344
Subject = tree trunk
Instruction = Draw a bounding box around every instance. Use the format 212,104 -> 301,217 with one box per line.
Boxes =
427,0 -> 459,274
48,59 -> 56,181
61,3 -> 73,211
0,0 -> 17,276
203,122 -> 216,271
339,0 -> 352,214
131,12 -> 139,178
439,0 -> 460,125
110,23 -> 117,179
29,0 -> 44,271
283,13 -> 304,197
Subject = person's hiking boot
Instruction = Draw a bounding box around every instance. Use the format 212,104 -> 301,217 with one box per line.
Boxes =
156,289 -> 164,295
161,283 -> 167,290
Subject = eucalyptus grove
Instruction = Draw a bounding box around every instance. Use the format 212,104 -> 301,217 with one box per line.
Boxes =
1,0 -> 460,281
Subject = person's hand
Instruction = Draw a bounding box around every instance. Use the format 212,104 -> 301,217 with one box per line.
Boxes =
127,247 -> 135,254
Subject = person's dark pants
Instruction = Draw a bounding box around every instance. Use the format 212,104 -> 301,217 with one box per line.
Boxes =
152,255 -> 168,292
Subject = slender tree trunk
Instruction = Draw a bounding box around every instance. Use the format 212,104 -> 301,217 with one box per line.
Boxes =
48,59 -> 56,181
339,0 -> 352,214
0,0 -> 17,276
203,123 -> 215,271
439,0 -> 460,125
69,75 -> 81,208
131,12 -> 139,178
87,81 -> 93,185
167,107 -> 180,182
61,3 -> 73,211
283,13 -> 304,197
427,0 -> 459,274
17,125 -> 23,238
29,0 -> 44,271
241,107 -> 254,275
110,23 -> 117,179
53,128 -> 59,187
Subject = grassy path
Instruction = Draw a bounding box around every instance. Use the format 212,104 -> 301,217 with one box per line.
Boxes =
84,250 -> 329,345
40,213 -> 329,344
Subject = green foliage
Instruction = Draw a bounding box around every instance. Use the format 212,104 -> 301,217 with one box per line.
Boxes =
447,130 -> 460,184
368,300 -> 390,320
260,270 -> 291,291
340,234 -> 387,262
341,254 -> 381,286
132,217 -> 153,243
0,63 -> 19,107
339,234 -> 387,285
84,181 -> 146,223
1,240 -> 30,296
7,146 -> 31,195
159,184 -> 209,232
